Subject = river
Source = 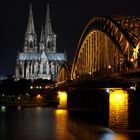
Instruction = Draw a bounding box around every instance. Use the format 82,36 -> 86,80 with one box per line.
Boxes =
0,106 -> 140,140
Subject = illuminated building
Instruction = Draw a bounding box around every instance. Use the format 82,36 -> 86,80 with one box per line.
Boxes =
15,4 -> 66,81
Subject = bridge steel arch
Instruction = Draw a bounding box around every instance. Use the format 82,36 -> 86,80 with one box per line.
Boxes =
56,62 -> 71,84
71,16 -> 140,80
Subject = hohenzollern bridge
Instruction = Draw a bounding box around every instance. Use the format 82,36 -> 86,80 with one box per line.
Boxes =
57,16 -> 140,86
55,16 -> 140,130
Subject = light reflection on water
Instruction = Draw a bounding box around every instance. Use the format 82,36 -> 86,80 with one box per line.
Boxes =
55,109 -> 69,139
0,105 -> 6,113
101,133 -> 130,140
0,106 -> 139,140
17,106 -> 21,111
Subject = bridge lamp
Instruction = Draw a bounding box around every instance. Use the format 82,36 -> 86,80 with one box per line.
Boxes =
130,58 -> 134,62
106,88 -> 110,93
89,72 -> 92,75
108,65 -> 111,69
30,86 -> 33,89
35,94 -> 43,103
130,85 -> 136,91
18,96 -> 21,100
0,106 -> 6,113
36,94 -> 41,99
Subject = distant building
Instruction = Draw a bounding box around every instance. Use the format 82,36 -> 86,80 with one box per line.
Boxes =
15,4 -> 66,81
0,75 -> 8,81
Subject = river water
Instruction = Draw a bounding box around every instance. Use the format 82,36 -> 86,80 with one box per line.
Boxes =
0,106 -> 140,140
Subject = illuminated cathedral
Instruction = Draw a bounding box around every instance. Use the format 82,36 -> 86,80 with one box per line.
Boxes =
15,4 -> 66,81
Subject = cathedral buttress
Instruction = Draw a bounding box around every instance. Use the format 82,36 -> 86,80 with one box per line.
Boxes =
39,26 -> 45,52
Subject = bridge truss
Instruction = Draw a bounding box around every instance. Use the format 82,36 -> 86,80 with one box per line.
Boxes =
71,16 -> 140,80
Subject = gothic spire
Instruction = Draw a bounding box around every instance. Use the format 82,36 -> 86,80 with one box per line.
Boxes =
45,4 -> 52,34
27,4 -> 35,34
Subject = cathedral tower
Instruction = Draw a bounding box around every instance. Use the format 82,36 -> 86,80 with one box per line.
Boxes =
15,4 -> 66,81
24,4 -> 38,53
43,4 -> 56,53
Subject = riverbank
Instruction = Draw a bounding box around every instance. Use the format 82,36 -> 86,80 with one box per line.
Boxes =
0,101 -> 58,107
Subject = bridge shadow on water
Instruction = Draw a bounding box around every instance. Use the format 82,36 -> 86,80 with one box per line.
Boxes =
68,109 -> 108,127
67,88 -> 109,126
65,87 -> 140,140
67,108 -> 140,140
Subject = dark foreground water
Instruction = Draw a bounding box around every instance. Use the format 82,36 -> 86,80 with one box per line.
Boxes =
0,106 -> 140,140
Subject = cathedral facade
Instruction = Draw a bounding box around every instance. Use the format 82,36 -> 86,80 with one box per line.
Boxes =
15,5 -> 66,81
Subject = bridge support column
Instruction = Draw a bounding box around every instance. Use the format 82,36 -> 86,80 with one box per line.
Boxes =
109,88 -> 140,130
109,89 -> 128,129
57,91 -> 67,109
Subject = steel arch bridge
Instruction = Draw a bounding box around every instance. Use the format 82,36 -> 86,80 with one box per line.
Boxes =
71,16 -> 140,80
57,16 -> 140,84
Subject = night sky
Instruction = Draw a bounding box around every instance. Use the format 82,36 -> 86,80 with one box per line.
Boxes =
0,0 -> 139,75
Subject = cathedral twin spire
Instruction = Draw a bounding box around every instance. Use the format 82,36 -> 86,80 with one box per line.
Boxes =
16,4 -> 66,81
45,4 -> 52,34
27,4 -> 35,35
24,4 -> 56,53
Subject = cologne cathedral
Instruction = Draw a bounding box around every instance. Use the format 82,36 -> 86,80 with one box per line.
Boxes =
15,5 -> 66,81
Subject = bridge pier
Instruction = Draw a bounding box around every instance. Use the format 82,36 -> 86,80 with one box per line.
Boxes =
109,89 -> 128,129
57,91 -> 67,109
56,87 -> 140,130
109,88 -> 140,130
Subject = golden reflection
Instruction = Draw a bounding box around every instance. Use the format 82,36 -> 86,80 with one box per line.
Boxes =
55,109 -> 65,115
102,133 -> 130,140
57,91 -> 67,109
55,109 -> 68,138
55,109 -> 68,120
109,89 -> 128,129
113,134 -> 130,140
36,106 -> 42,111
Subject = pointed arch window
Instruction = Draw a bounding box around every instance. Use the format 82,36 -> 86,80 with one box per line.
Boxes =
48,41 -> 51,48
30,41 -> 33,48
43,62 -> 46,74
